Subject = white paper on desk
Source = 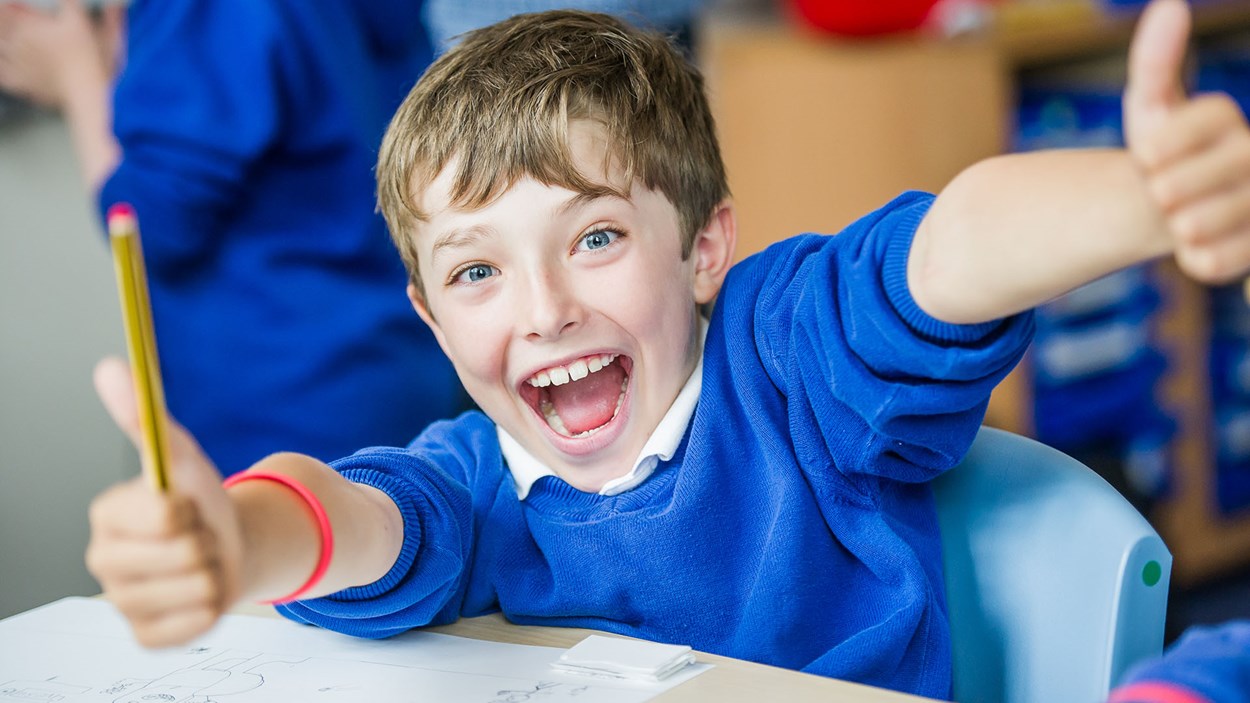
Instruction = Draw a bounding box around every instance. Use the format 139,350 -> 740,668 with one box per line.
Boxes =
0,598 -> 711,702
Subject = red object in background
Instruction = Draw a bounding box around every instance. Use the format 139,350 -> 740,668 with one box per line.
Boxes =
789,0 -> 942,36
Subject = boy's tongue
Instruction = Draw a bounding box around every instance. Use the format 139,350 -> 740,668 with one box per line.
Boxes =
546,362 -> 626,435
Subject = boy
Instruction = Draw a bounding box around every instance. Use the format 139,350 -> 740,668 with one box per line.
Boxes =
84,0 -> 1250,698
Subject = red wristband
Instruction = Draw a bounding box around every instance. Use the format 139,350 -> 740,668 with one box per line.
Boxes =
222,470 -> 334,605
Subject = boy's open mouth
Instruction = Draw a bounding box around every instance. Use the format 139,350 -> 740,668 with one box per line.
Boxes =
519,354 -> 632,438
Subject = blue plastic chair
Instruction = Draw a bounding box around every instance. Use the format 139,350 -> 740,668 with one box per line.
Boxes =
933,427 -> 1172,703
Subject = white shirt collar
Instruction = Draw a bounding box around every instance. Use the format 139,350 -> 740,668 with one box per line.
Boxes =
498,318 -> 707,499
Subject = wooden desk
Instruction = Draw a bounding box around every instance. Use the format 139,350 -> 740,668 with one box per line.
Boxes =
232,602 -> 938,703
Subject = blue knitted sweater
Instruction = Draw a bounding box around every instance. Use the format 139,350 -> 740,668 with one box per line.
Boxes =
280,192 -> 1034,698
1113,621 -> 1250,703
97,0 -> 462,474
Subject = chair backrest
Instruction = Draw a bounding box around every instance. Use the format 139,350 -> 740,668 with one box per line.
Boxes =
933,427 -> 1172,703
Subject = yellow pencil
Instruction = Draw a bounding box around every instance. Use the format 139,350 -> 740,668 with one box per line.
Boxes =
107,203 -> 171,493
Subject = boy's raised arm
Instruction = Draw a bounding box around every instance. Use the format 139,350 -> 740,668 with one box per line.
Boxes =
85,357 -> 404,647
907,0 -> 1250,326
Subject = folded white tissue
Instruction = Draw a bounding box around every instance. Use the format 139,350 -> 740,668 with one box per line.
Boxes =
551,634 -> 697,682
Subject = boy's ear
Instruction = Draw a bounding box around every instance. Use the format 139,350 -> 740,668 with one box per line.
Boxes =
408,283 -> 454,358
691,200 -> 737,305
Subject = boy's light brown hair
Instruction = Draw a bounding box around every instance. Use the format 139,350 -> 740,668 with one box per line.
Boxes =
377,10 -> 729,295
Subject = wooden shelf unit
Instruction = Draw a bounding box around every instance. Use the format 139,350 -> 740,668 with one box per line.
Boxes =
997,0 -> 1250,67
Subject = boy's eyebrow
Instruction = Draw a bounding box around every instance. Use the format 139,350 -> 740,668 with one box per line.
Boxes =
430,224 -> 495,263
428,192 -> 630,264
558,190 -> 630,217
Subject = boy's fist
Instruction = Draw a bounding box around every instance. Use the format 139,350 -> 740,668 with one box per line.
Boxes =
86,483 -> 230,647
1124,0 -> 1250,284
85,357 -> 243,647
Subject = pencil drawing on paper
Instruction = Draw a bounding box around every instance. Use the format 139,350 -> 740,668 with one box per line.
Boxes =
2,649 -> 303,703
489,681 -> 590,703
0,678 -> 90,702
2,649 -> 619,703
107,649 -> 303,702
0,599 -> 703,703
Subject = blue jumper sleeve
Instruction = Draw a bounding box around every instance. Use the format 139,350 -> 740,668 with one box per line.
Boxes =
97,0 -> 284,274
1110,621 -> 1250,703
742,191 -> 1035,484
276,444 -> 477,639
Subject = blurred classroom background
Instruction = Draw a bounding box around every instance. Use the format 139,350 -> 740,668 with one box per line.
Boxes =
702,0 -> 1250,640
3,0 -> 1250,641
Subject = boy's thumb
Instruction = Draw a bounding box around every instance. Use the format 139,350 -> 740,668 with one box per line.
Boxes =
1125,0 -> 1190,124
93,356 -> 146,451
95,356 -> 220,490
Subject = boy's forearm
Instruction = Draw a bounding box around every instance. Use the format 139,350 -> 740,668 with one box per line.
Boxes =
908,148 -> 1173,325
230,453 -> 404,604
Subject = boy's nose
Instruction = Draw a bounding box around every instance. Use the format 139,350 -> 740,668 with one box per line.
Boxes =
521,270 -> 583,340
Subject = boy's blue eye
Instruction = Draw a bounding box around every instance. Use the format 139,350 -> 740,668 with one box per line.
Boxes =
454,264 -> 497,285
577,229 -> 620,252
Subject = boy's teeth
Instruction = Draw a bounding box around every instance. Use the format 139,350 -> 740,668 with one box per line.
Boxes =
541,399 -> 570,435
527,353 -> 620,387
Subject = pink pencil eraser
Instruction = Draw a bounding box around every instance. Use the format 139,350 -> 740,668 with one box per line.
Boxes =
107,202 -> 136,222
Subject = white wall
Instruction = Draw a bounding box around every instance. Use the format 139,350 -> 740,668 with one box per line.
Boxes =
0,109 -> 132,618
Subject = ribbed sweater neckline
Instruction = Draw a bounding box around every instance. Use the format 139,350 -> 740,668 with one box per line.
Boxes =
521,431 -> 690,519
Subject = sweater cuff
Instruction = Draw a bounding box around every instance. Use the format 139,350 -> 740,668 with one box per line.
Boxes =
880,204 -> 1004,344
316,468 -> 424,602
1109,682 -> 1213,703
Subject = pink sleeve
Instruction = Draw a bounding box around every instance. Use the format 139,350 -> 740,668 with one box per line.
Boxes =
1109,682 -> 1213,703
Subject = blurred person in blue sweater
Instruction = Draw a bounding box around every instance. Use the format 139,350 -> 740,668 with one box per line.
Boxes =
1110,621 -> 1249,703
0,0 -> 464,475
76,0 -> 1250,698
420,0 -> 703,52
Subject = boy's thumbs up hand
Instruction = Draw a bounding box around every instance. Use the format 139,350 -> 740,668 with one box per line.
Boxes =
1123,0 -> 1190,152
1124,0 -> 1250,285
86,357 -> 244,648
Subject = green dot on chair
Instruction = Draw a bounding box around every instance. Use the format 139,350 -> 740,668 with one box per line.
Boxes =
1143,560 -> 1162,587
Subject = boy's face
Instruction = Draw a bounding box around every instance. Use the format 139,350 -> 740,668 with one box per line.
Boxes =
408,123 -> 734,492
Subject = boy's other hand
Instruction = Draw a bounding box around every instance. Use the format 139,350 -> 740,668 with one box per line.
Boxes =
85,357 -> 244,648
1124,0 -> 1250,285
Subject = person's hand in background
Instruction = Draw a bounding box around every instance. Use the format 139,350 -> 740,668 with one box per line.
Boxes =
0,0 -> 122,188
0,0 -> 121,109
